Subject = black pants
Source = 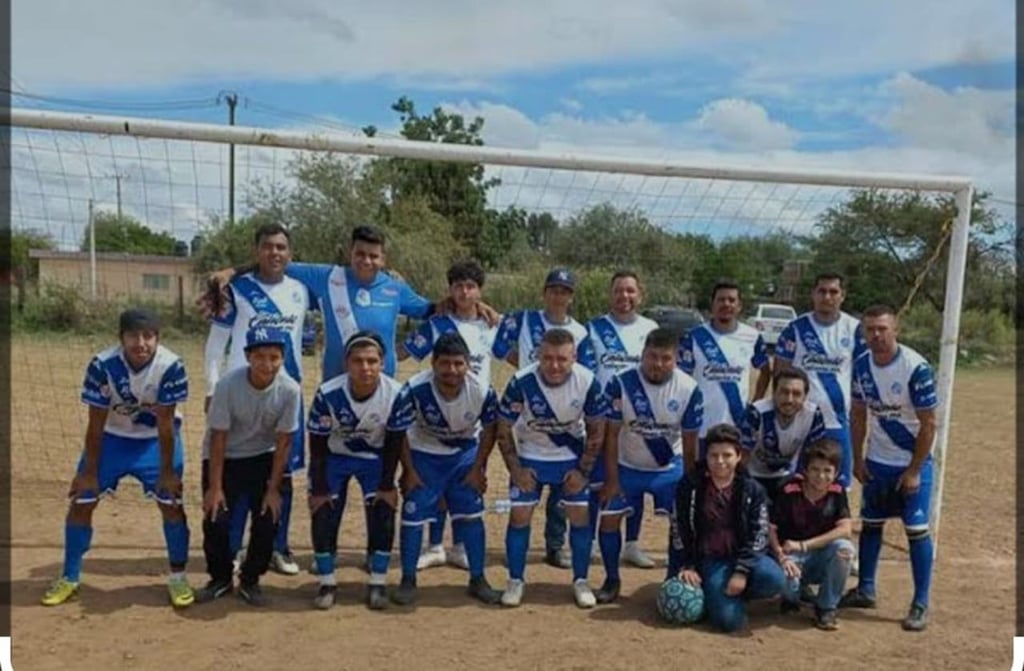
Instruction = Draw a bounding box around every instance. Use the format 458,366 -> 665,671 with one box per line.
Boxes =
203,453 -> 278,586
754,476 -> 785,508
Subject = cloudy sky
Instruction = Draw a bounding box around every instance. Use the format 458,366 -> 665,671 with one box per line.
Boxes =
10,0 -> 1016,246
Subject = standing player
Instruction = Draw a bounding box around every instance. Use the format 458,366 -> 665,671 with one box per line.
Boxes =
197,326 -> 302,607
739,368 -> 828,503
388,332 -> 502,606
400,260 -> 496,572
678,281 -> 771,460
586,271 -> 658,568
775,273 -> 865,488
492,267 -> 596,569
493,329 -> 607,609
597,328 -> 702,603
306,331 -> 403,610
839,305 -> 938,632
41,309 -> 193,608
203,222 -> 311,576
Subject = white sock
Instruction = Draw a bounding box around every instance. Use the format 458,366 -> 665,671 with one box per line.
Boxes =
320,573 -> 337,587
369,573 -> 387,586
169,571 -> 186,582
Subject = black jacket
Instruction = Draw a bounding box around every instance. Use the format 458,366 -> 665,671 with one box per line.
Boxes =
668,462 -> 772,576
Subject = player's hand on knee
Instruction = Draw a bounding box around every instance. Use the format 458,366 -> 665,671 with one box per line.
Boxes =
854,459 -> 871,485
464,466 -> 488,495
262,488 -> 283,523
308,493 -> 332,515
562,468 -> 588,496
896,468 -> 921,494
68,471 -> 99,501
157,470 -> 183,502
780,557 -> 801,580
725,572 -> 747,597
400,467 -> 424,495
203,488 -> 227,520
511,466 -> 537,493
680,569 -> 702,587
374,488 -> 398,510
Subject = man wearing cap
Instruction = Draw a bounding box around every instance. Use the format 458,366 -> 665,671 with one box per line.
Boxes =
42,309 -> 195,608
196,326 -> 303,607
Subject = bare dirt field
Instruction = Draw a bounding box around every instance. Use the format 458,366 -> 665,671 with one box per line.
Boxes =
8,334 -> 1016,670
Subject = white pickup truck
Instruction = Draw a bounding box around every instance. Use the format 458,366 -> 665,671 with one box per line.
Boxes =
745,303 -> 797,348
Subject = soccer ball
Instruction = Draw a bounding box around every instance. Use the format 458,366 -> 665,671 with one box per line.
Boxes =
656,577 -> 704,625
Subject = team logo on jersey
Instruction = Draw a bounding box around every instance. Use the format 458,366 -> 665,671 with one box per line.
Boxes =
337,408 -> 355,424
601,332 -> 618,347
891,382 -> 903,395
249,294 -> 270,310
632,396 -> 649,413
404,501 -> 417,514
529,395 -> 548,417
382,287 -> 399,297
570,399 -> 582,409
667,399 -> 681,413
413,333 -> 429,349
840,336 -> 851,348
355,289 -> 372,307
318,415 -> 333,429
509,486 -> 521,499
463,411 -> 476,422
368,413 -> 382,424
425,409 -> 442,424
782,339 -> 797,353
336,305 -> 350,318
503,313 -> 517,329
99,384 -> 111,398
611,398 -> 622,412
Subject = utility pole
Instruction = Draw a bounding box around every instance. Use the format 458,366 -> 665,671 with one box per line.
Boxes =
223,92 -> 239,224
88,199 -> 97,299
107,172 -> 129,219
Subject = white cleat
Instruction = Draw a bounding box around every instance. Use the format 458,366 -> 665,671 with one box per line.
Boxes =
573,579 -> 596,609
271,551 -> 300,576
622,541 -> 656,569
448,543 -> 470,571
501,578 -> 525,607
417,544 -> 447,570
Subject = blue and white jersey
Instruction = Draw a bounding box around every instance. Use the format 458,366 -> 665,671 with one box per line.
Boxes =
285,263 -> 433,380
205,272 -> 311,395
404,315 -> 497,389
389,370 -> 499,457
740,398 -> 827,479
606,367 -> 703,472
852,345 -> 938,468
776,312 -> 865,429
306,374 -> 404,459
586,313 -> 659,388
678,322 -> 769,436
492,309 -> 596,371
499,362 -> 606,462
81,344 -> 189,440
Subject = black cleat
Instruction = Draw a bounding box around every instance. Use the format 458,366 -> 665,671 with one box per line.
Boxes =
799,584 -> 817,604
195,579 -> 233,604
815,608 -> 840,631
366,584 -> 388,610
594,579 -> 621,604
467,576 -> 501,605
544,549 -> 571,569
780,599 -> 801,614
902,603 -> 929,632
238,582 -> 267,607
838,588 -> 877,609
391,577 -> 417,606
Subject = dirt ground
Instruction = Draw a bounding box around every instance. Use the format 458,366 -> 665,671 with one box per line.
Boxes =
8,334 -> 1017,670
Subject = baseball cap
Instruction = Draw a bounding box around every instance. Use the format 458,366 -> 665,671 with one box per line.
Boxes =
244,325 -> 289,352
544,268 -> 575,291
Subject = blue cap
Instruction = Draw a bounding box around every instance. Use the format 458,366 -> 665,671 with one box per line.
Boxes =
244,325 -> 289,352
544,267 -> 575,291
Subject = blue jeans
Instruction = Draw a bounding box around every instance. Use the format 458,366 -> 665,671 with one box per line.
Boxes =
700,554 -> 785,632
781,539 -> 856,612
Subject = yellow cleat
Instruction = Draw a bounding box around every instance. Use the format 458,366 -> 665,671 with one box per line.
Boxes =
41,578 -> 80,606
168,576 -> 195,608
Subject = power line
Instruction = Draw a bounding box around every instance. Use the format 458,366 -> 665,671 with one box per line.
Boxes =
4,88 -> 219,112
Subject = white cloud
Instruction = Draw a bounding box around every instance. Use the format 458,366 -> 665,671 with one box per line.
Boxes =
694,98 -> 799,151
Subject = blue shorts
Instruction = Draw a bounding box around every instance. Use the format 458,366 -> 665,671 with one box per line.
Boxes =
601,457 -> 683,517
824,422 -> 852,489
401,449 -> 484,526
860,459 -> 932,531
510,458 -> 590,508
315,453 -> 381,502
588,458 -> 606,490
285,398 -> 306,475
74,432 -> 185,505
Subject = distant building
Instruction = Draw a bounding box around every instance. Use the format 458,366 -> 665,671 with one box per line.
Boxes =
779,259 -> 811,304
29,250 -> 200,305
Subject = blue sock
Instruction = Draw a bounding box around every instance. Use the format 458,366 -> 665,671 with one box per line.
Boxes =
162,519 -> 190,568
588,492 -> 600,538
63,524 -> 93,582
625,505 -> 643,543
857,523 -> 884,597
452,515 -> 465,545
274,487 -> 293,554
570,524 -> 592,582
228,495 -> 247,555
369,550 -> 390,576
429,509 -> 447,546
400,524 -> 423,582
599,530 -> 622,583
314,552 -> 334,576
456,518 -> 486,579
908,533 -> 934,607
506,525 -> 530,581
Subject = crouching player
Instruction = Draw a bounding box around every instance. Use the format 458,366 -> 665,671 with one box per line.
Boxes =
306,331 -> 404,610
597,328 -> 702,603
770,440 -> 855,631
197,326 -> 302,607
41,308 -> 193,608
668,424 -> 784,633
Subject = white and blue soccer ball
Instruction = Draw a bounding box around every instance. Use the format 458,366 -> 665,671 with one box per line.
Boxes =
656,577 -> 704,625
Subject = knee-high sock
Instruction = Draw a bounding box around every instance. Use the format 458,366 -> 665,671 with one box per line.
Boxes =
63,523 -> 93,582
570,524 -> 592,582
455,518 -> 486,579
599,529 -> 622,583
857,522 -> 884,597
907,530 -> 934,607
273,486 -> 293,554
506,525 -> 530,581
162,517 -> 190,570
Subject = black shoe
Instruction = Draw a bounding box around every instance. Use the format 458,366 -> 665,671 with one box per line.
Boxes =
594,579 -> 621,604
391,577 -> 417,606
799,584 -> 817,604
780,599 -> 801,614
815,608 -> 839,631
902,603 -> 928,632
838,588 -> 877,609
467,576 -> 501,605
313,584 -> 337,610
195,579 -> 233,604
366,584 -> 388,610
238,582 -> 267,607
544,549 -> 571,569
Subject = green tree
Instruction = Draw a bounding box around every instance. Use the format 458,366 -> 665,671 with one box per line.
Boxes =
11,230 -> 56,280
82,212 -> 177,255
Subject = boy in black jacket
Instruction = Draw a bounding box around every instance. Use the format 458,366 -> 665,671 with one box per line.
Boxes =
668,423 -> 785,632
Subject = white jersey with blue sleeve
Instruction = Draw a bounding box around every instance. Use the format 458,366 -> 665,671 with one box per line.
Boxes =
81,344 -> 188,439
404,315 -> 497,389
389,370 -> 499,457
775,312 -> 865,429
678,322 -> 769,436
491,309 -> 596,371
740,398 -> 827,478
587,313 -> 659,388
498,363 -> 607,462
306,374 -> 403,459
606,367 -> 703,472
851,345 -> 938,468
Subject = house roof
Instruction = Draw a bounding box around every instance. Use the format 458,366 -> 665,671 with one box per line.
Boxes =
30,250 -> 194,265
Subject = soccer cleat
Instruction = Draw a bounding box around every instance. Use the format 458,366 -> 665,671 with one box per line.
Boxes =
391,577 -> 418,606
501,579 -> 525,608
41,577 -> 80,606
780,599 -> 801,615
448,543 -> 470,571
167,575 -> 195,608
238,582 -> 267,607
417,544 -> 447,570
544,548 -> 572,570
902,604 -> 929,632
838,588 -> 877,609
366,584 -> 388,610
468,576 -> 502,605
622,541 -> 656,569
270,551 -> 300,576
573,579 -> 597,609
195,579 -> 233,604
313,584 -> 337,610
799,584 -> 817,604
594,579 -> 621,604
815,608 -> 840,631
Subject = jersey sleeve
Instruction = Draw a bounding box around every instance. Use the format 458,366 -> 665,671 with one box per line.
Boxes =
403,320 -> 434,361
203,323 -> 232,397
398,280 -> 433,319
775,322 -> 797,361
751,334 -> 770,369
909,363 -> 939,410
498,376 -> 524,423
386,383 -> 417,432
491,311 -> 522,360
156,359 -> 189,405
211,284 -> 238,328
604,377 -> 624,422
307,388 -> 335,436
583,377 -> 607,419
739,403 -> 760,452
677,333 -> 695,374
806,406 -> 828,446
852,322 -> 867,360
681,386 -> 704,432
80,357 -> 111,408
284,262 -> 332,292
576,333 -> 598,371
276,383 -> 302,434
850,363 -> 865,403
